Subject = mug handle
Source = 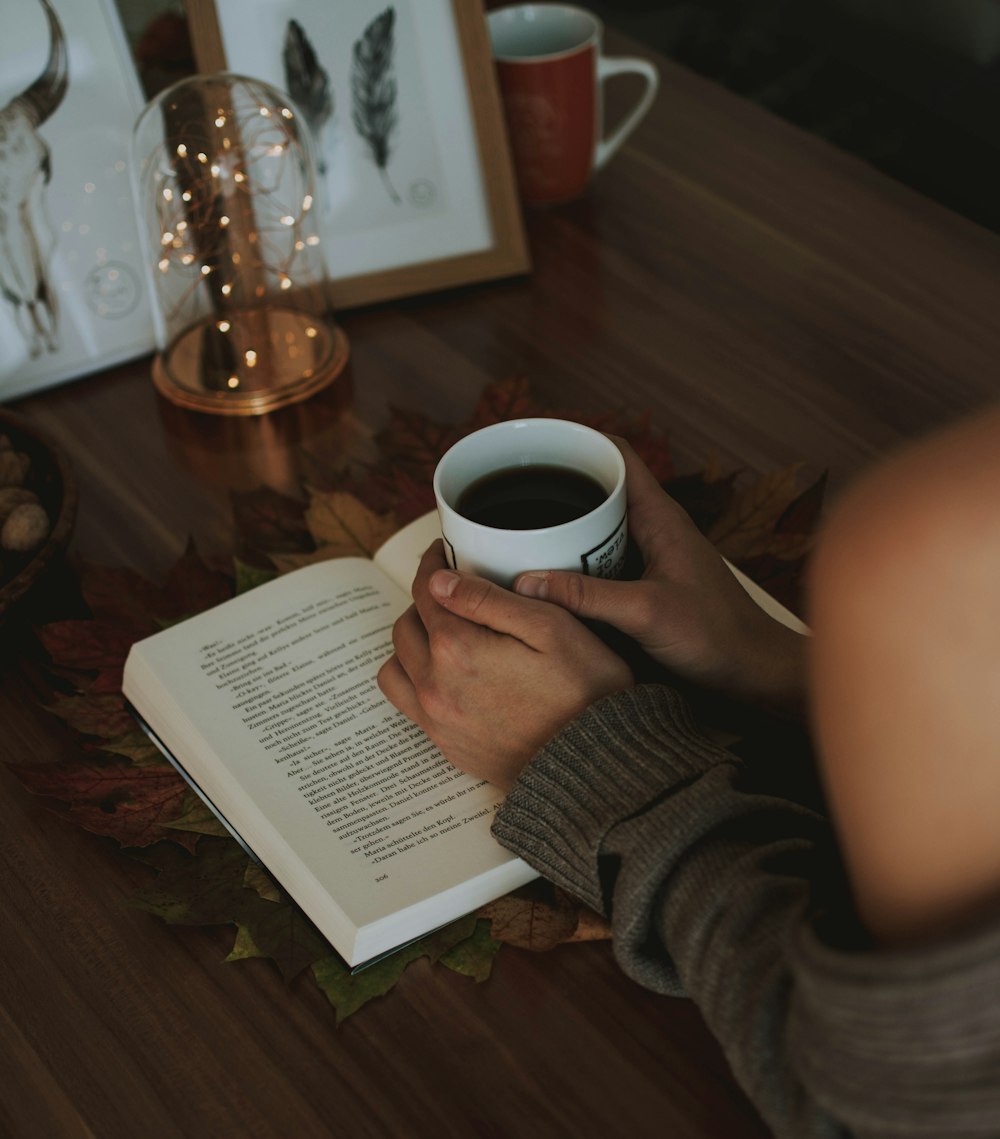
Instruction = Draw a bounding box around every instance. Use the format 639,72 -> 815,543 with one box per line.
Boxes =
594,57 -> 660,171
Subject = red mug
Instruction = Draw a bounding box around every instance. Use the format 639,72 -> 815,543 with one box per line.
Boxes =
487,3 -> 659,206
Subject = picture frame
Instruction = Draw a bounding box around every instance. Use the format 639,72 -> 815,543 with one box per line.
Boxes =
0,0 -> 155,403
186,0 -> 530,310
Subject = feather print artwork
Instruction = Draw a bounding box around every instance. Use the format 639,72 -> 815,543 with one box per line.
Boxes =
350,6 -> 400,204
283,19 -> 333,174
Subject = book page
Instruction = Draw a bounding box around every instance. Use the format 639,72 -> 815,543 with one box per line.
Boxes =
373,510 -> 442,593
124,559 -> 532,958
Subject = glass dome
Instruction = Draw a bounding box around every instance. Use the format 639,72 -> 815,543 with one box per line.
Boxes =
131,72 -> 348,415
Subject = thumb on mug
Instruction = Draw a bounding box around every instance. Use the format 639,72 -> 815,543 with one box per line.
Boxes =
514,569 -> 633,629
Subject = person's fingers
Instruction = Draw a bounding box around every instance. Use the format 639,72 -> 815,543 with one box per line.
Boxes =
513,570 -> 654,641
425,565 -> 564,650
376,653 -> 425,725
611,436 -> 696,557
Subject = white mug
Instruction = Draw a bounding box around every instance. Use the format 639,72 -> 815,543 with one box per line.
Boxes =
433,418 -> 627,589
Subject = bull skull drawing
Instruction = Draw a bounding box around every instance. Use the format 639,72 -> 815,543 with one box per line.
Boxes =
0,0 -> 68,357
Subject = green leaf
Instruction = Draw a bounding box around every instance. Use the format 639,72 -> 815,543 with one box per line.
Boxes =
438,919 -> 500,982
312,915 -> 478,1023
233,557 -> 277,595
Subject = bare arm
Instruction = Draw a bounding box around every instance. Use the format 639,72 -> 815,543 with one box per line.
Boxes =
809,404 -> 1000,945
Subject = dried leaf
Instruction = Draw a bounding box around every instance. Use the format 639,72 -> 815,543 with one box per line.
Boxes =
131,836 -> 257,925
707,465 -> 806,561
78,560 -> 163,628
10,759 -> 195,850
38,619 -> 142,672
159,540 -> 233,621
311,915 -> 478,1023
230,485 -> 311,554
97,731 -> 167,767
438,918 -> 500,982
244,862 -> 282,902
160,793 -> 231,839
479,883 -> 583,951
45,693 -> 135,740
464,375 -> 540,432
233,558 -> 276,595
226,901 -> 330,982
272,491 -> 398,571
377,407 -> 459,486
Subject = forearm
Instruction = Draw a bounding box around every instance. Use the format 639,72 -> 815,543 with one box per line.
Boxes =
494,685 -> 1000,1139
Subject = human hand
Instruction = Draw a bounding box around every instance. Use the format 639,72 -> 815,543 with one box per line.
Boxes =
513,439 -> 808,713
377,541 -> 633,789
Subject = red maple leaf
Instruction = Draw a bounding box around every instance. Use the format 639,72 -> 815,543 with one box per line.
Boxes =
9,760 -> 195,850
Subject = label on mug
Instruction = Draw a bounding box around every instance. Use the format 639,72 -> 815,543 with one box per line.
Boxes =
582,514 -> 627,578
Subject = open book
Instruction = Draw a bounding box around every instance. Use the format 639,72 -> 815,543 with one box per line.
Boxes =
123,510 -> 807,969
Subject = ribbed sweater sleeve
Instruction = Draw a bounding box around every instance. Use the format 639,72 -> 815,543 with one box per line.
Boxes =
492,684 -> 1000,1139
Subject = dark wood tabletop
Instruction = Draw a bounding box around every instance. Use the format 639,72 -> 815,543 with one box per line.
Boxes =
2,27 -> 999,1139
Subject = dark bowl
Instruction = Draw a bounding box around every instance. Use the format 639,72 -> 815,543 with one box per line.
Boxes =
0,409 -> 78,622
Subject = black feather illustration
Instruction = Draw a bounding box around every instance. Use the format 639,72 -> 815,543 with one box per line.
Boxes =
350,7 -> 400,204
283,20 -> 333,174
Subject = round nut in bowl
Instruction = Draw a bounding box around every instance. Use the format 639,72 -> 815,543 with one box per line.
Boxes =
0,410 -> 77,624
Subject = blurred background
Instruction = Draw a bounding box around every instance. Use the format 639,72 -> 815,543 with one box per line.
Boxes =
117,0 -> 1000,234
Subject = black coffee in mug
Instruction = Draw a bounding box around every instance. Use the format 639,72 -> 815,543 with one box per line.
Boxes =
456,464 -> 607,530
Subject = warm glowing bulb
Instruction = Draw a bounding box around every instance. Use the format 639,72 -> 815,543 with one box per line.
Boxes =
259,105 -> 271,117
217,320 -> 231,332
279,276 -> 292,290
176,143 -> 187,157
221,283 -> 232,296
215,115 -> 226,127
245,350 -> 257,367
197,152 -> 208,163
200,265 -> 212,276
158,258 -> 169,272
162,187 -> 174,201
176,221 -> 187,232
181,253 -> 195,265
280,215 -> 294,226
210,163 -> 221,176
219,215 -> 230,227
306,235 -> 320,246
281,107 -> 293,119
161,232 -> 174,245
305,326 -> 317,338
234,172 -> 245,183
182,190 -> 192,202
227,375 -> 239,388
302,194 -> 313,210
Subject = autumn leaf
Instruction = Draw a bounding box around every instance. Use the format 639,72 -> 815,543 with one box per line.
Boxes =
376,406 -> 459,486
464,375 -> 541,432
270,490 -> 397,571
45,693 -> 135,740
158,540 -> 233,622
311,915 -> 480,1023
131,836 -> 257,925
37,619 -> 143,672
160,793 -> 231,839
226,901 -> 330,982
707,465 -> 812,562
478,882 -> 608,951
97,730 -> 168,767
233,558 -> 277,595
438,918 -> 500,982
9,759 -> 195,850
230,485 -> 311,555
78,560 -> 164,629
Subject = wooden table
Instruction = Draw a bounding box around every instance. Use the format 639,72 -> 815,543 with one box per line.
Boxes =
2,32 -> 999,1139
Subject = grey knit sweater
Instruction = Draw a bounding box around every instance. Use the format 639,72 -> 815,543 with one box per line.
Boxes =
492,684 -> 1000,1139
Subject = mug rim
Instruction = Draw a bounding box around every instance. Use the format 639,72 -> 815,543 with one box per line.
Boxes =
433,418 -> 625,537
487,3 -> 603,64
